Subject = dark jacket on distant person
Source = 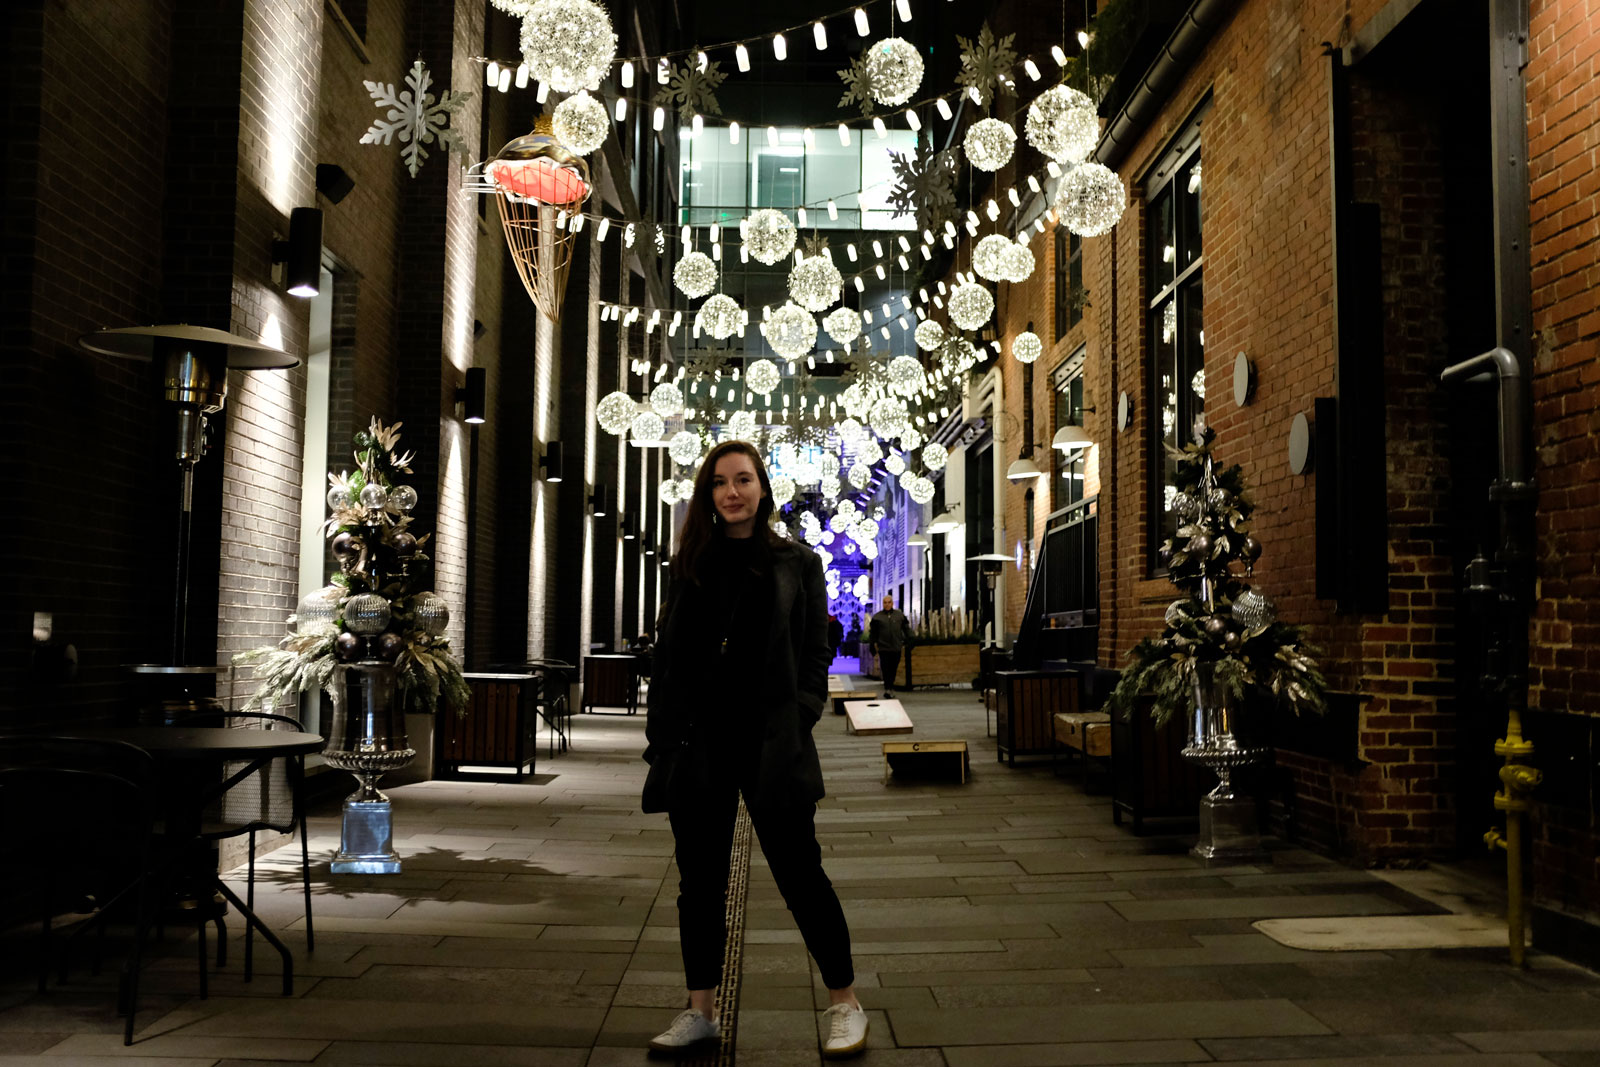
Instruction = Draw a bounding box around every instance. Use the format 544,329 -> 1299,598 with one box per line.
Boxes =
869,607 -> 912,653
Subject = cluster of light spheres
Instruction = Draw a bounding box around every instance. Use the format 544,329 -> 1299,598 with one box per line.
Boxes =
823,306 -> 861,346
922,441 -> 948,471
551,90 -> 609,155
597,391 -> 636,434
742,208 -> 797,265
788,255 -> 842,312
914,319 -> 945,352
865,37 -> 923,105
1025,84 -> 1099,164
771,475 -> 796,506
765,302 -> 817,359
964,118 -> 1017,173
745,358 -> 781,395
726,410 -> 758,440
649,382 -> 683,417
1012,331 -> 1043,364
668,430 -> 701,465
973,234 -> 1014,282
630,410 -> 664,443
870,395 -> 910,438
696,293 -> 742,339
1055,162 -> 1128,237
948,281 -> 996,331
888,354 -> 925,393
519,0 -> 617,94
673,251 -> 716,298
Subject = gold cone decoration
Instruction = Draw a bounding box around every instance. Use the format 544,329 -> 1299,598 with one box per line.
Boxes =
486,127 -> 593,323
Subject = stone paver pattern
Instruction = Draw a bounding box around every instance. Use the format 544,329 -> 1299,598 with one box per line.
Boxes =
2,687 -> 1598,1065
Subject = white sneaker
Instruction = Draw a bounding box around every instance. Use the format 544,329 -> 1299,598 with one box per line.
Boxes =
822,1002 -> 869,1058
648,1008 -> 719,1052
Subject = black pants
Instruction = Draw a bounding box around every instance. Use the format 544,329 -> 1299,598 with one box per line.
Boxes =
878,648 -> 902,691
668,767 -> 854,991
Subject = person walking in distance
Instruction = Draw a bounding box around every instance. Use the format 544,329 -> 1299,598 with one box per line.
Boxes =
641,440 -> 868,1058
869,594 -> 912,692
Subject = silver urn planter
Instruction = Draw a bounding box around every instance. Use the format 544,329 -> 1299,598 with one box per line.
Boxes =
325,661 -> 416,874
1181,663 -> 1271,865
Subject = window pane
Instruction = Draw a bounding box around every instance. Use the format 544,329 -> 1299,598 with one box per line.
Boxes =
1178,154 -> 1202,267
1180,279 -> 1205,439
1153,294 -> 1180,540
1149,187 -> 1175,293
1068,234 -> 1083,328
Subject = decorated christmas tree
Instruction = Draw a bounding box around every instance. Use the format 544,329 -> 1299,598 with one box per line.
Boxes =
237,418 -> 468,715
1108,420 -> 1326,726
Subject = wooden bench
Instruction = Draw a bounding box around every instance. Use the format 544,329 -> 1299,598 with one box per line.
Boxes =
844,698 -> 914,736
883,740 -> 969,784
1054,711 -> 1111,758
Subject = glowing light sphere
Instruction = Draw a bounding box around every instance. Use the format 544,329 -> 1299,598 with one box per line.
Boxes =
1232,589 -> 1278,631
818,452 -> 841,478
804,524 -> 824,546
888,355 -> 924,393
907,475 -> 936,504
898,427 -> 923,450
836,499 -> 858,520
771,475 -> 796,506
598,390 -> 636,434
742,208 -> 797,265
668,430 -> 701,465
865,37 -> 923,105
726,409 -> 758,440
658,478 -> 679,505
948,281 -> 995,331
828,511 -> 849,533
820,474 -> 842,498
840,382 -> 870,417
856,517 -> 880,540
696,293 -> 742,339
649,382 -> 683,417
870,395 -> 909,438
765,301 -> 817,359
552,90 -> 610,155
746,358 -> 781,395
964,117 -> 1017,172
788,255 -> 843,312
1001,239 -> 1036,282
915,320 -> 945,354
519,0 -> 617,93
855,437 -> 883,465
973,234 -> 1013,282
774,518 -> 789,538
823,306 -> 862,346
847,461 -> 871,489
630,410 -> 664,443
859,540 -> 879,560
673,251 -> 716,298
837,417 -> 865,445
1055,162 -> 1127,237
676,477 -> 694,500
884,452 -> 906,475
922,441 -> 948,470
1012,331 -> 1043,364
1025,84 -> 1099,164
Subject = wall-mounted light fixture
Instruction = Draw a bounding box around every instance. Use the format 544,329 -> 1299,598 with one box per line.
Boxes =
457,367 -> 486,424
928,503 -> 963,534
271,207 -> 323,298
620,513 -> 637,540
905,531 -> 930,547
590,485 -> 609,517
1005,445 -> 1045,481
540,440 -> 564,483
643,540 -> 656,557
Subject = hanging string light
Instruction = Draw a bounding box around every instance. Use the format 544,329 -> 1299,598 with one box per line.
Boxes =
696,293 -> 743,339
964,118 -> 1017,172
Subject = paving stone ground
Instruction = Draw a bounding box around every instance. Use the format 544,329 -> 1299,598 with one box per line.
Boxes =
3,686 -> 1598,1065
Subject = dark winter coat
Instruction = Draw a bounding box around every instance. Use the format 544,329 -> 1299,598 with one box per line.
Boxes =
641,538 -> 831,813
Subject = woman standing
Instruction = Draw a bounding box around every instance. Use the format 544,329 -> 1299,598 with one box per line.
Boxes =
642,440 -> 868,1058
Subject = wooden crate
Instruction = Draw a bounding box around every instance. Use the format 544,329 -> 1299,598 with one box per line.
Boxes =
436,674 -> 538,781
995,669 -> 1081,765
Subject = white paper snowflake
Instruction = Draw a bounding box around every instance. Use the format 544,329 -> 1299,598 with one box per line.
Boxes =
359,60 -> 472,178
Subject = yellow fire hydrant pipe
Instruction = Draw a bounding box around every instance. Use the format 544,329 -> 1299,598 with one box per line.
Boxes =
1485,707 -> 1539,967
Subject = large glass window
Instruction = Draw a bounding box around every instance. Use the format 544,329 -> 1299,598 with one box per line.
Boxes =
1055,231 -> 1082,340
1148,143 -> 1203,557
1052,348 -> 1087,508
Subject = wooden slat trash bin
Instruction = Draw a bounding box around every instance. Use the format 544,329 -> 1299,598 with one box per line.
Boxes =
995,669 -> 1081,765
437,673 -> 539,781
883,740 -> 969,784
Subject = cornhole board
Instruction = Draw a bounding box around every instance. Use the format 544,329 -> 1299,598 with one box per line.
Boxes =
829,675 -> 882,715
844,698 -> 913,736
883,740 -> 969,784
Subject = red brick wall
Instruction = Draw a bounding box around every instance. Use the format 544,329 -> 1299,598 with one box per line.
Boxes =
1525,0 -> 1600,925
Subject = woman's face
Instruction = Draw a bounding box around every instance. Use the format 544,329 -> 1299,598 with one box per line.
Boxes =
711,451 -> 765,535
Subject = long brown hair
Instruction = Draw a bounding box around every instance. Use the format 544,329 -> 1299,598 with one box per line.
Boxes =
671,439 -> 785,582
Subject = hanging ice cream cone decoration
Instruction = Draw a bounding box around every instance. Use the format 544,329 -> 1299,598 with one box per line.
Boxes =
487,118 -> 592,323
